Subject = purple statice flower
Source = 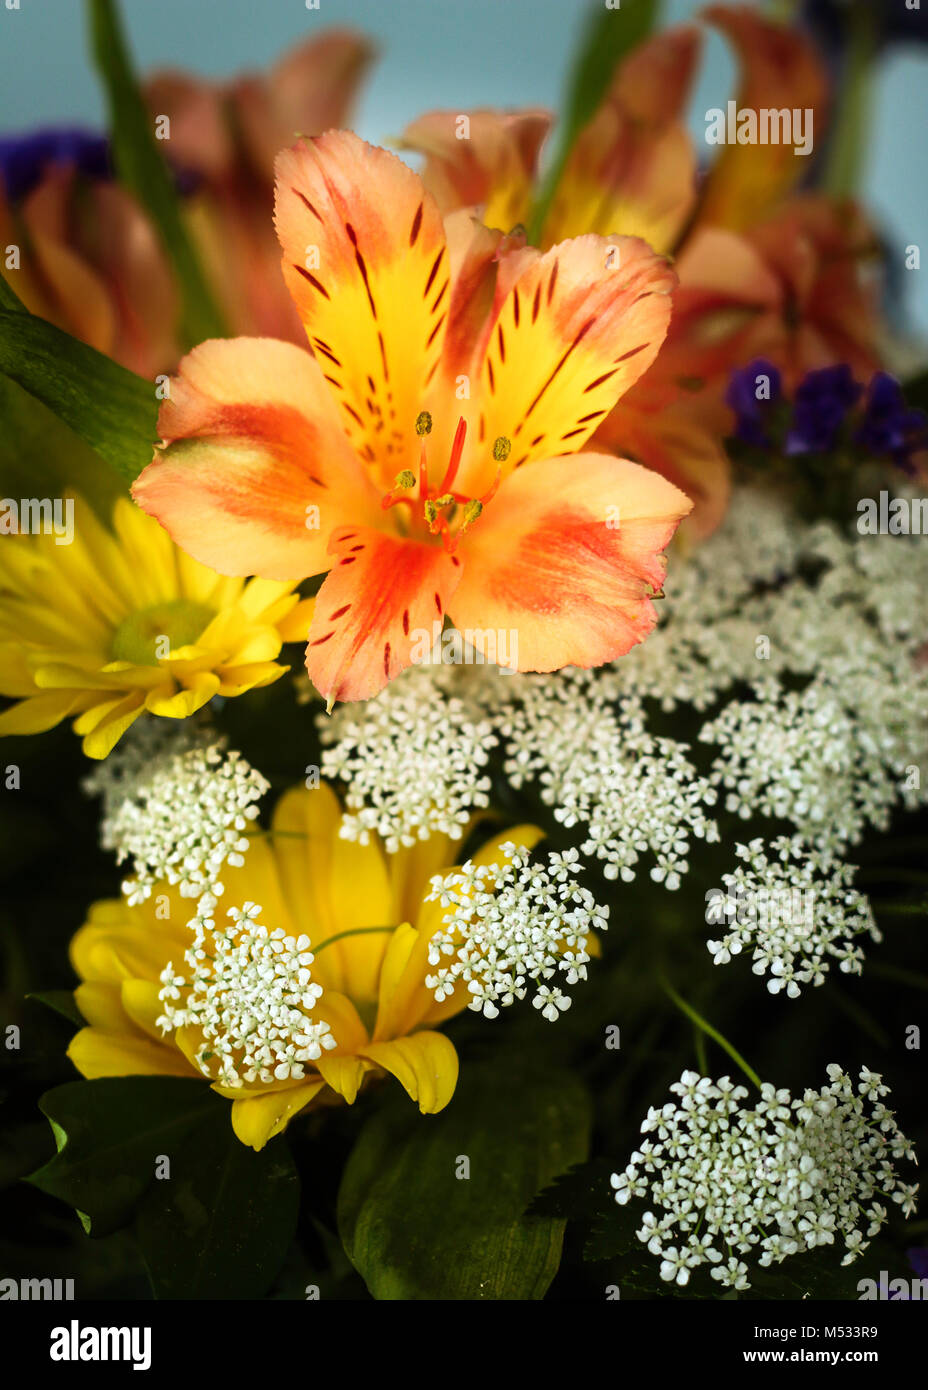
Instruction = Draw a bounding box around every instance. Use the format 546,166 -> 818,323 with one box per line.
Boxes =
785,364 -> 862,455
854,372 -> 928,474
0,127 -> 110,201
725,359 -> 782,448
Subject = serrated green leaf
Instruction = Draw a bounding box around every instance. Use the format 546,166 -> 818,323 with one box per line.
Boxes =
28,1077 -> 221,1236
87,0 -> 227,347
338,1062 -> 590,1300
0,310 -> 157,484
135,1117 -> 300,1299
526,1155 -> 616,1219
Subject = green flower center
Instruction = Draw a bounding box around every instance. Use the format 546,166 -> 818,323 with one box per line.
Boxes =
111,599 -> 216,666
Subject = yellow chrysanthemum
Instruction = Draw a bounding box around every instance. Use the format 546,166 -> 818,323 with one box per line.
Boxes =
0,495 -> 314,758
68,782 -> 543,1150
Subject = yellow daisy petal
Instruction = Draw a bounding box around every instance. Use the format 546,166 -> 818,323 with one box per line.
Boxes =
229,1079 -> 326,1150
358,1031 -> 459,1113
68,1028 -> 194,1079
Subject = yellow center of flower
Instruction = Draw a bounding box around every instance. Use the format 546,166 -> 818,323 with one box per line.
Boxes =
111,599 -> 216,665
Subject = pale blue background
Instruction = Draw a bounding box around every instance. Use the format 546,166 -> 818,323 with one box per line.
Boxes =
1,0 -> 926,331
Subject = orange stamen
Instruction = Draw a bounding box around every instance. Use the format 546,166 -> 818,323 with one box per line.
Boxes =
438,416 -> 468,495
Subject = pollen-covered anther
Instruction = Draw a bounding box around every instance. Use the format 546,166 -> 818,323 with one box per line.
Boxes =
415,411 -> 433,437
493,435 -> 512,463
453,498 -> 484,546
381,468 -> 419,510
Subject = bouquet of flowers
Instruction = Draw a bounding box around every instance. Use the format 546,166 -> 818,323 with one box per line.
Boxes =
1,0 -> 926,1309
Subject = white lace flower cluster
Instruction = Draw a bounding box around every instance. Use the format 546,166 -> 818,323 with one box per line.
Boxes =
319,664 -> 497,852
606,489 -> 806,712
700,666 -> 928,855
83,717 -> 269,904
424,843 -> 608,1020
315,491 -> 928,965
611,1067 -> 918,1291
706,836 -> 881,996
157,901 -> 336,1088
497,676 -> 718,887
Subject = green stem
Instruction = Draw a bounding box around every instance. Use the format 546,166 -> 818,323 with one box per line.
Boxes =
823,2 -> 876,198
311,925 -> 395,956
661,977 -> 762,1090
858,868 -> 928,886
868,960 -> 928,992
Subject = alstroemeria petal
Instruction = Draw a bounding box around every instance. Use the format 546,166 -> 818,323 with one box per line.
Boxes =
543,28 -> 699,256
275,131 -> 449,486
235,33 -> 375,178
449,451 -> 691,671
599,398 -> 732,539
133,337 -> 381,581
697,5 -> 829,233
544,112 -> 696,255
400,107 -> 551,231
143,71 -> 233,178
306,526 -> 462,706
613,25 -> 701,124
462,234 -> 674,494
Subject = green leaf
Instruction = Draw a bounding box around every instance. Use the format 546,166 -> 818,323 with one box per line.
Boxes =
26,991 -> 85,1029
0,372 -> 129,509
528,0 -> 661,243
87,0 -> 227,346
338,1062 -> 591,1299
0,268 -> 27,313
135,1117 -> 300,1299
527,1155 -> 616,1219
0,310 -> 158,484
27,1078 -> 221,1236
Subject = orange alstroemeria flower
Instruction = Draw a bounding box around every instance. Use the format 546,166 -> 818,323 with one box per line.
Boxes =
0,163 -> 180,378
144,30 -> 374,345
398,7 -> 878,539
133,131 -> 692,708
402,24 -> 701,259
694,4 -> 829,234
0,33 -> 372,376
